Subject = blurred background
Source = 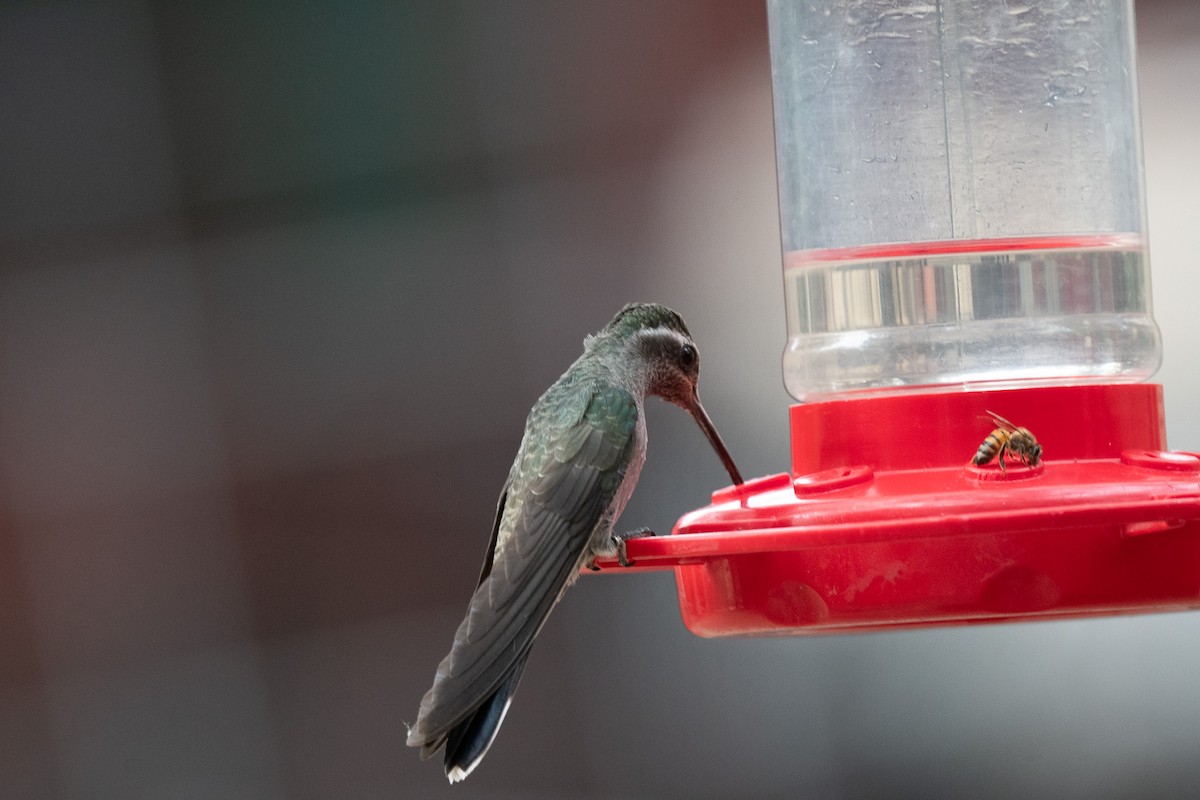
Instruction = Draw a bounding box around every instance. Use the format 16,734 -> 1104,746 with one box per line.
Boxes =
1,1 -> 1198,798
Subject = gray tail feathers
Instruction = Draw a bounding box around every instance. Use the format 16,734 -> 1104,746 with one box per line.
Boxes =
443,655 -> 529,783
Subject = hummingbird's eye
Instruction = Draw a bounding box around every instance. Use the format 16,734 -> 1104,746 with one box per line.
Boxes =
679,343 -> 698,370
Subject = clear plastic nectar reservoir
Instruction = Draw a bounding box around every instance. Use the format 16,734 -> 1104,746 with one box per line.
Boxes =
768,0 -> 1161,401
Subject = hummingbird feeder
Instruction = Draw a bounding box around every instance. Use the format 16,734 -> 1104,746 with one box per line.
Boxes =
591,0 -> 1200,637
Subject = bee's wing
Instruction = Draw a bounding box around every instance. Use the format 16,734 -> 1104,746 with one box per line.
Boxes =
408,380 -> 638,748
984,410 -> 1019,431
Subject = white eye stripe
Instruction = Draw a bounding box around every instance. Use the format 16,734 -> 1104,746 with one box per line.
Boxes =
638,327 -> 689,345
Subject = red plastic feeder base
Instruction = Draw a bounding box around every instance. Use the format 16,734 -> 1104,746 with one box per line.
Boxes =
591,384 -> 1200,637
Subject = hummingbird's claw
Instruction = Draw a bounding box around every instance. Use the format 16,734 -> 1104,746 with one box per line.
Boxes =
584,560 -> 601,572
612,528 -> 655,568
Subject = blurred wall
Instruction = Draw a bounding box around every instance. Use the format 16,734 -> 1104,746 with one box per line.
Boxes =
0,1 -> 1197,798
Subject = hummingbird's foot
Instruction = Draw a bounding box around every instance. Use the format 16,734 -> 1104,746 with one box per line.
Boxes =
584,560 -> 601,572
612,528 -> 656,568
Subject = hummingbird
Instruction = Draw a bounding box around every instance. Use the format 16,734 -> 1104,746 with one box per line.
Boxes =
406,302 -> 743,782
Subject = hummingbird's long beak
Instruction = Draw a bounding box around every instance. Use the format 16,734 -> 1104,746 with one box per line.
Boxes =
686,391 -> 744,486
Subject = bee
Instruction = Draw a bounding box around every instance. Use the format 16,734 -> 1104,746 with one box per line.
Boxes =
973,411 -> 1042,471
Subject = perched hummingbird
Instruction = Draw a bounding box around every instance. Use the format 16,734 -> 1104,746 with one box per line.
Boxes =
406,302 -> 743,782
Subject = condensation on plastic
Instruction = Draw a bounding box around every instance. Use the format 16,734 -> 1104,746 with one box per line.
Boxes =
767,0 -> 1161,401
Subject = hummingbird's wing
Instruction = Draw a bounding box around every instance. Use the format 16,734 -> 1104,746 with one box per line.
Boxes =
473,487 -> 508,588
408,380 -> 639,751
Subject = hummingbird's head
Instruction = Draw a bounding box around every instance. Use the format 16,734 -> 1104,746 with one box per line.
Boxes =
594,303 -> 744,485
597,303 -> 697,400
